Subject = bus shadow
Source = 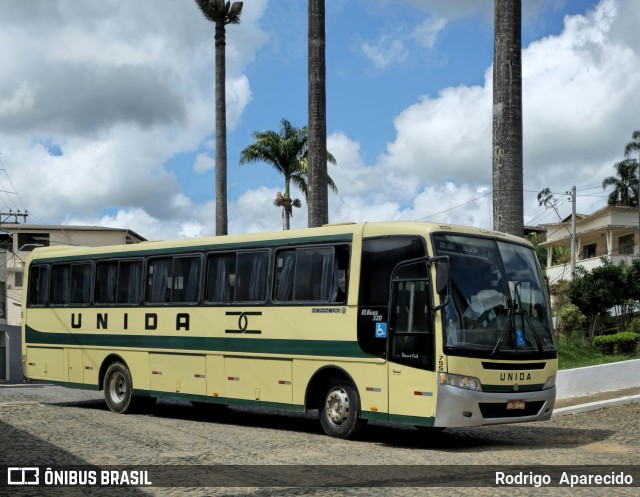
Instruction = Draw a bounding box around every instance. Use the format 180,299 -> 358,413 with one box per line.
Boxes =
51,398 -> 614,451
360,423 -> 614,451
0,419 -> 152,496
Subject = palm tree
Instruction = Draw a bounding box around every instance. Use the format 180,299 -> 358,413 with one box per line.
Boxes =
492,0 -> 523,237
239,118 -> 337,230
624,130 -> 640,165
602,158 -> 638,207
195,0 -> 243,236
307,0 -> 328,228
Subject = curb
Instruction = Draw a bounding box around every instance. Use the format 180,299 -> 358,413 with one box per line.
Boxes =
553,394 -> 640,417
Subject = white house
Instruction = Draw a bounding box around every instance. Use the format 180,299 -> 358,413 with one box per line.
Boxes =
543,205 -> 640,284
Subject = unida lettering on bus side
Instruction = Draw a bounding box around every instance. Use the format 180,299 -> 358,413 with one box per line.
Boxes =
71,312 -> 192,332
69,311 -> 264,334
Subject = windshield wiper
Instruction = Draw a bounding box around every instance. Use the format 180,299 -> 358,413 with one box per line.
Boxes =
512,281 -> 545,353
491,306 -> 513,357
517,309 -> 545,353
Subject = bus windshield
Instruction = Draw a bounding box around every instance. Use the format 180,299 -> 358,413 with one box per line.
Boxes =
432,234 -> 556,358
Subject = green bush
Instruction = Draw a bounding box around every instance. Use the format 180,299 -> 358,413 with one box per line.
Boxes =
593,332 -> 640,355
628,317 -> 640,335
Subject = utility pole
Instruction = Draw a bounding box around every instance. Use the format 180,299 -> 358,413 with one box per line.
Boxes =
570,185 -> 576,279
0,211 -> 28,224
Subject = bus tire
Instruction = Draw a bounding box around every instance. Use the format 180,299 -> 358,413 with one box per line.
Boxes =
320,379 -> 363,439
103,362 -> 133,414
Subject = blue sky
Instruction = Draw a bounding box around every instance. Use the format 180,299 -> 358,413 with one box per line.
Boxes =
1,0 -> 639,240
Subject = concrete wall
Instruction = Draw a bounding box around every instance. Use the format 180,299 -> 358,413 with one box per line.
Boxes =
556,359 -> 640,399
0,325 -> 22,383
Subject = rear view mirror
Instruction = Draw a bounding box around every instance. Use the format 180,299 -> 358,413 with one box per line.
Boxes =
435,258 -> 449,296
431,257 -> 449,312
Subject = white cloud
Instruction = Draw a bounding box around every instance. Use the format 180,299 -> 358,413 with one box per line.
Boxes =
3,0 -> 638,242
359,14 -> 445,70
193,153 -> 215,175
361,37 -> 409,69
411,16 -> 447,49
0,0 -> 268,239
229,185 -> 309,234
327,0 -> 640,229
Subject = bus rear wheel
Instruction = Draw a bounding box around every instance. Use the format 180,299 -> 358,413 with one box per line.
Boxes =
319,379 -> 363,439
104,362 -> 133,414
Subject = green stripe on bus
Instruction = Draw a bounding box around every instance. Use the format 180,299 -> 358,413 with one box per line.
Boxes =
25,326 -> 371,358
387,413 -> 436,427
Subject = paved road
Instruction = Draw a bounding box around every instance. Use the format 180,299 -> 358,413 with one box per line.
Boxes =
1,385 -> 639,496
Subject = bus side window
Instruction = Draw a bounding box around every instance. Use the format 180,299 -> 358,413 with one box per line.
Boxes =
235,252 -> 269,303
146,258 -> 172,304
28,265 -> 50,306
172,256 -> 201,303
205,253 -> 236,303
117,260 -> 143,304
51,264 -> 71,305
96,261 -> 118,304
50,263 -> 92,306
274,250 -> 296,302
295,247 -> 335,302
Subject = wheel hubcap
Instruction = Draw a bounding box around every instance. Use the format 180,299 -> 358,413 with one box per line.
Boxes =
325,387 -> 350,425
108,372 -> 126,403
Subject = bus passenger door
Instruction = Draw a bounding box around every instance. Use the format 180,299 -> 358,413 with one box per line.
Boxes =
387,262 -> 436,425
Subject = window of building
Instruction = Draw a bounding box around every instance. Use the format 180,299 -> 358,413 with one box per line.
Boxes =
17,233 -> 50,251
582,243 -> 597,259
619,234 -> 635,255
14,271 -> 24,288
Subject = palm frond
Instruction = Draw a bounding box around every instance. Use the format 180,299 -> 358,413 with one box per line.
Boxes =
194,0 -> 242,24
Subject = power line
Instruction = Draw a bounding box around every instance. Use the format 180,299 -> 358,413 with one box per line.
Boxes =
413,191 -> 492,221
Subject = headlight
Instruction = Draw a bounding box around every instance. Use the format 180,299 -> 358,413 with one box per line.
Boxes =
542,375 -> 556,390
438,372 -> 482,391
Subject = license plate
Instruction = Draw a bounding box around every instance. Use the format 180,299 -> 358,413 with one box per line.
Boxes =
506,399 -> 526,410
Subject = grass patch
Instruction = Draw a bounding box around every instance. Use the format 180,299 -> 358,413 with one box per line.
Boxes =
558,332 -> 640,370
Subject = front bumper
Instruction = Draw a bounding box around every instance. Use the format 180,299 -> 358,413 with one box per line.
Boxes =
434,384 -> 556,428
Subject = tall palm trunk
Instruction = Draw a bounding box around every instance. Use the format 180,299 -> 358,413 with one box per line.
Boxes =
492,0 -> 523,237
283,178 -> 292,231
215,21 -> 228,236
307,0 -> 328,228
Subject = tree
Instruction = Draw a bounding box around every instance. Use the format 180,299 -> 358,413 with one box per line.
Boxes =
239,118 -> 337,230
195,0 -> 243,236
307,0 -> 328,228
492,0 -> 523,237
569,259 -> 626,345
537,187 -> 562,220
602,158 -> 638,206
624,130 -> 640,163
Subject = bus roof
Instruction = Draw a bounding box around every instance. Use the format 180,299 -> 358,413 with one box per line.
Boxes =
26,221 -> 531,263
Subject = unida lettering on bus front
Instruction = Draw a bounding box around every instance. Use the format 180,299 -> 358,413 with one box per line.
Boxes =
69,311 -> 262,334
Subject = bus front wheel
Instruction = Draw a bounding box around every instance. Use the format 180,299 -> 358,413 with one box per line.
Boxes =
104,362 -> 133,414
319,379 -> 363,439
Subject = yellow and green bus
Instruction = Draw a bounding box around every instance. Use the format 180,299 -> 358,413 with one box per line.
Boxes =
22,222 -> 557,438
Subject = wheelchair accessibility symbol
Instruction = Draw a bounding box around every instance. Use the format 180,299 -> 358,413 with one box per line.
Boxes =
375,322 -> 387,338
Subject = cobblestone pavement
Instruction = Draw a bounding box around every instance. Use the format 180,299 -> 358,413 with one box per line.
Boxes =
1,385 -> 639,497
